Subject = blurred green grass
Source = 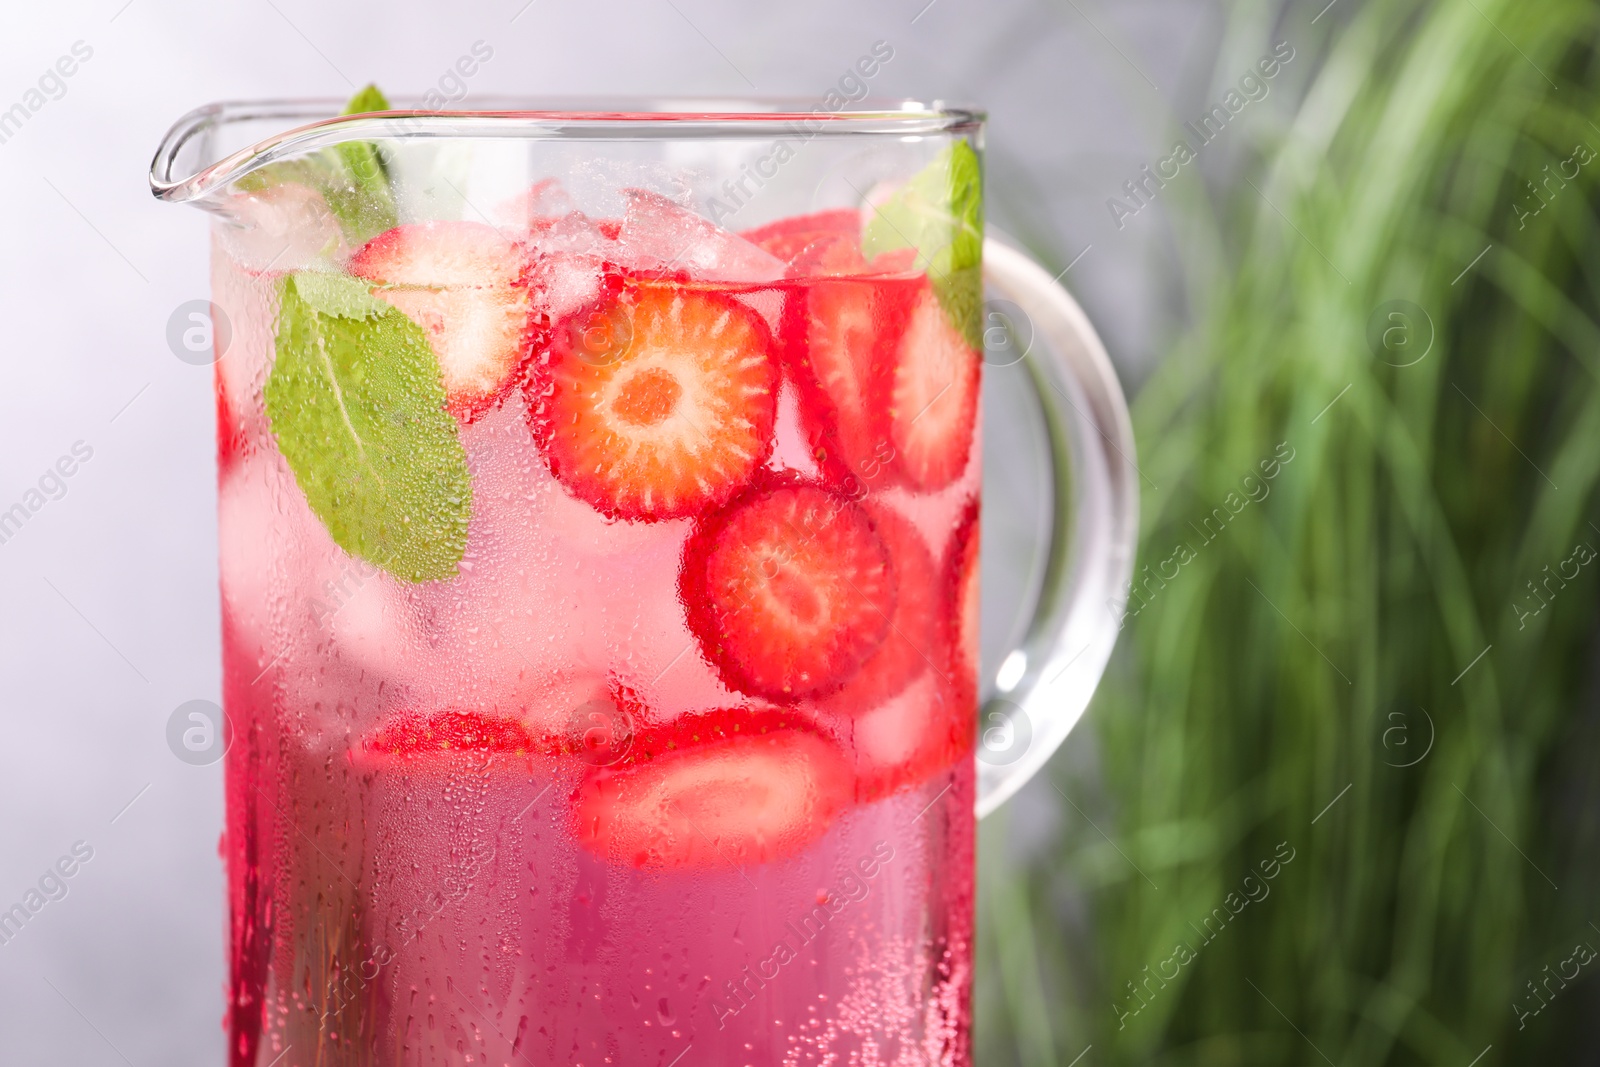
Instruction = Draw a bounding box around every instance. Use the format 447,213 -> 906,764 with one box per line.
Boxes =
977,0 -> 1600,1063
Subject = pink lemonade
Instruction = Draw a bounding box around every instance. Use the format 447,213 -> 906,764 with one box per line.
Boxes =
215,186 -> 982,1065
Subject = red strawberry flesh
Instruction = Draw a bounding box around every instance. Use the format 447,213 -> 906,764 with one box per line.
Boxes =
783,274 -> 920,491
682,479 -> 894,700
529,285 -> 779,521
348,221 -> 530,422
575,709 -> 851,869
850,670 -> 969,802
364,709 -> 548,756
742,209 -> 863,270
819,502 -> 940,716
946,498 -> 981,710
884,284 -> 981,490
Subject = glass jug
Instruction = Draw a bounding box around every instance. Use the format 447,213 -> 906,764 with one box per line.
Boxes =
150,94 -> 1137,1067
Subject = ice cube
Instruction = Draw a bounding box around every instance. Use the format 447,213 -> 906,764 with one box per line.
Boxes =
214,182 -> 345,275
614,189 -> 785,282
532,210 -> 618,257
217,452 -> 293,672
401,403 -> 605,714
491,177 -> 580,232
219,445 -> 450,716
526,249 -> 607,329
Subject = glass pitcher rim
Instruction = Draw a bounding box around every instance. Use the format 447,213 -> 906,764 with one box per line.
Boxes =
149,95 -> 986,207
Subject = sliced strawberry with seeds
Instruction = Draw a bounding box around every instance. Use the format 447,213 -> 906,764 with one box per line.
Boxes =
528,285 -> 778,521
818,502 -> 940,716
742,209 -> 862,269
881,283 -> 981,491
575,707 -> 852,869
682,478 -> 894,700
945,498 -> 981,711
363,709 -> 551,757
782,273 -> 920,491
349,221 -> 531,423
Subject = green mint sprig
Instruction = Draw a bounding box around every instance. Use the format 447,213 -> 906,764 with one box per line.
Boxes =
236,83 -> 398,246
861,141 -> 985,348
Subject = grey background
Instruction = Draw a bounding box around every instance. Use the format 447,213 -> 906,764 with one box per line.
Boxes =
0,0 -> 1235,1060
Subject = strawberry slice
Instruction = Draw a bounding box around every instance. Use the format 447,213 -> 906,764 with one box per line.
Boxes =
215,376 -> 248,475
880,284 -> 981,491
681,477 -> 894,700
945,498 -> 981,710
349,221 -> 531,423
782,273 -> 921,491
363,708 -> 551,757
575,708 -> 852,869
744,210 -> 923,279
850,670 -> 970,802
818,502 -> 940,716
741,209 -> 863,269
528,284 -> 779,521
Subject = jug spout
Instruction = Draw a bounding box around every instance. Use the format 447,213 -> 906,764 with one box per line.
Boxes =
151,98 -> 369,208
151,92 -> 412,270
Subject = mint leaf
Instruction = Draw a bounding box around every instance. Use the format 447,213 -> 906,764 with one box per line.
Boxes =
330,84 -> 397,240
237,84 -> 397,246
861,141 -> 985,347
266,273 -> 471,582
342,84 -> 391,117
292,270 -> 389,319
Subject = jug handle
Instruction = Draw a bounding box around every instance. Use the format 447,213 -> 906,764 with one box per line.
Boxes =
973,238 -> 1140,817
